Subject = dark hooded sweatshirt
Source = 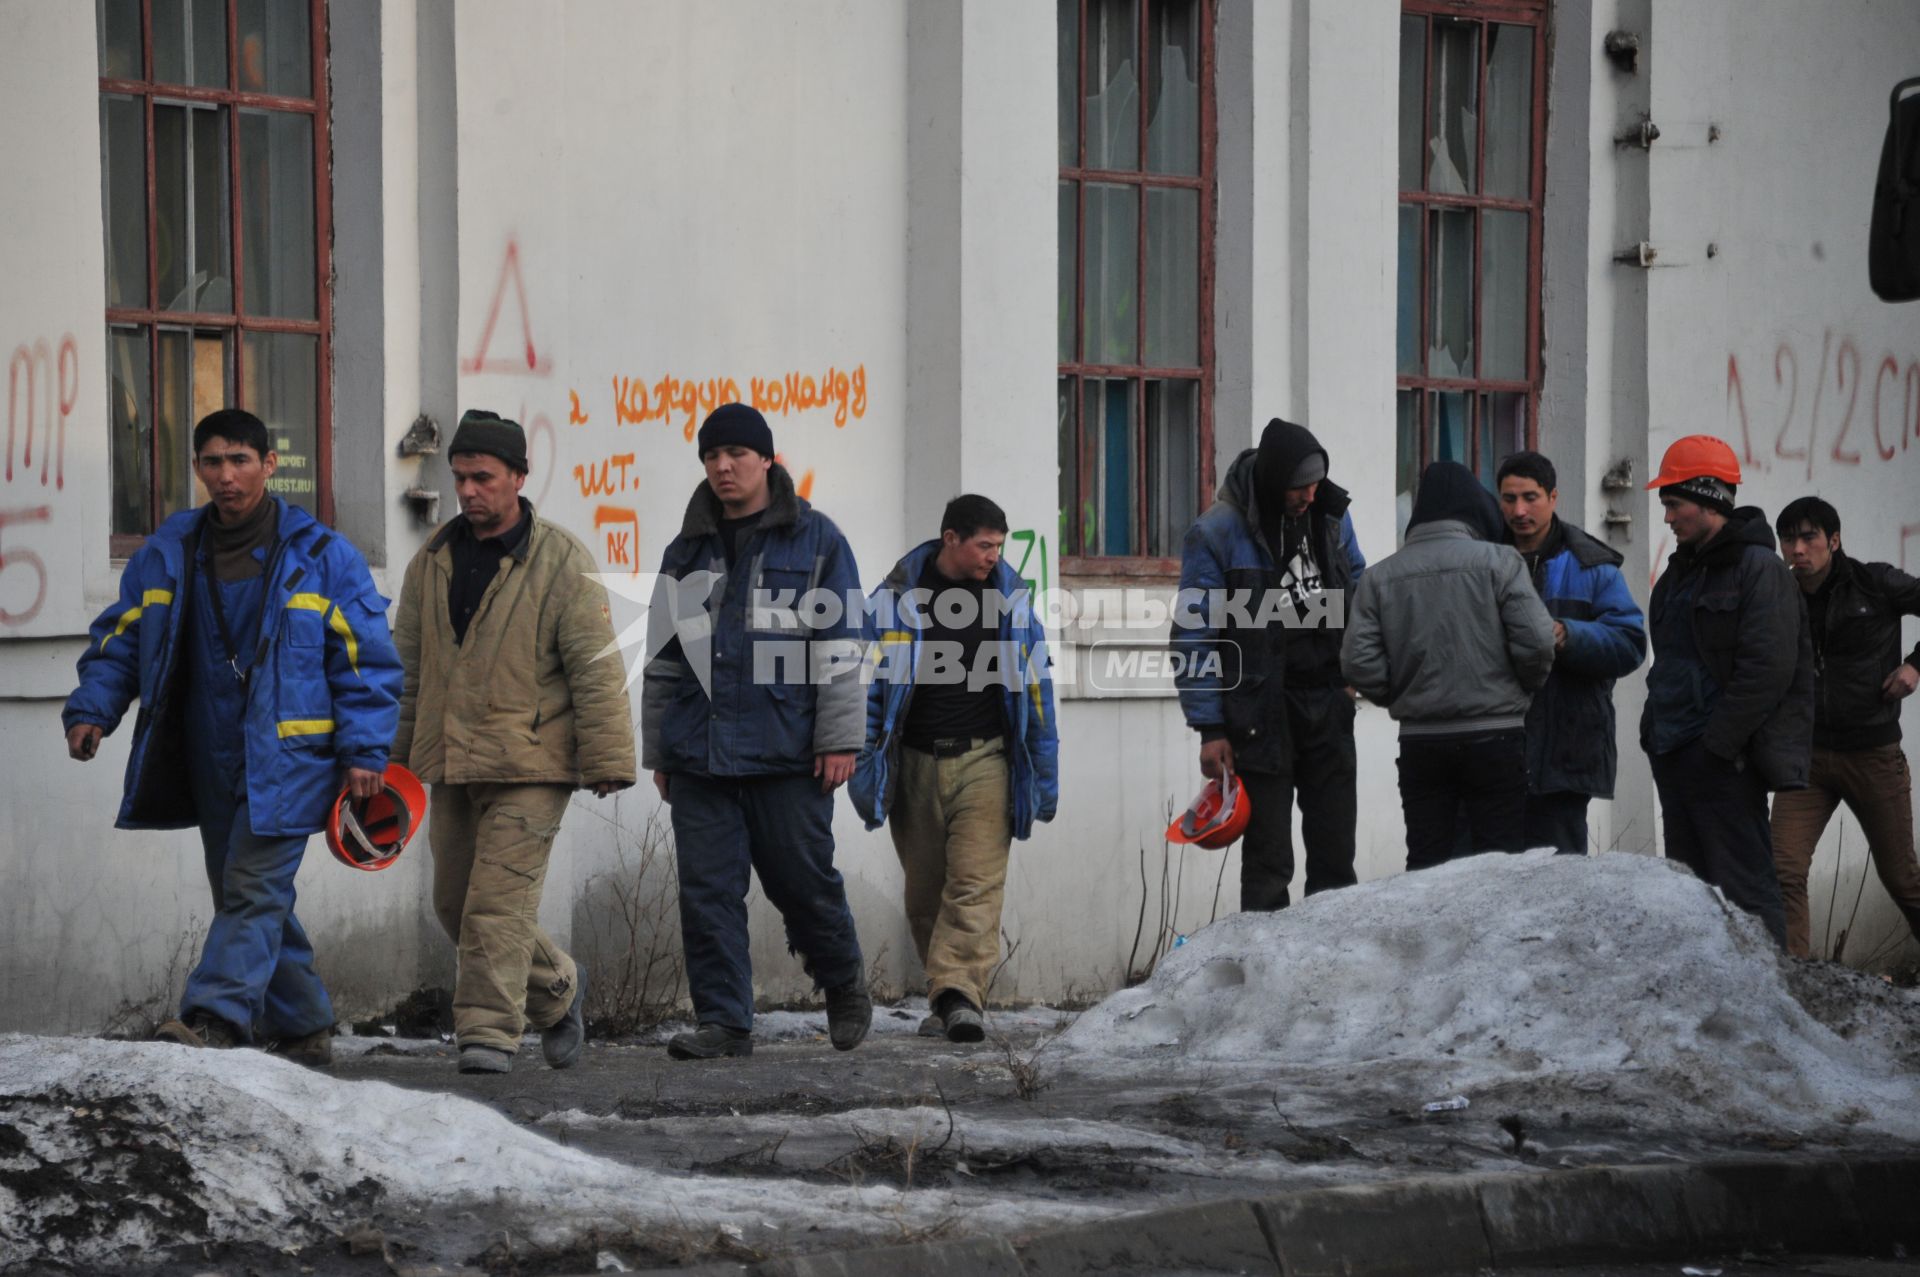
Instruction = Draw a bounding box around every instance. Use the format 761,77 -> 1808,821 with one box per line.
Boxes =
1252,418 -> 1359,687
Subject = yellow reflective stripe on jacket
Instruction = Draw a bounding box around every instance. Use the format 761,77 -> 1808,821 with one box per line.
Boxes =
276,718 -> 335,739
285,591 -> 361,674
327,605 -> 360,674
1022,642 -> 1047,729
100,588 -> 175,651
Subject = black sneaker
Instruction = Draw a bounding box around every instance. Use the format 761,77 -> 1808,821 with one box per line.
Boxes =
667,1023 -> 753,1060
155,1012 -> 240,1050
542,970 -> 588,1070
825,982 -> 873,1052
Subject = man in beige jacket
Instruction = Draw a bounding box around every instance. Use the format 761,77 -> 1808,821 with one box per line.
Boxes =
393,410 -> 636,1073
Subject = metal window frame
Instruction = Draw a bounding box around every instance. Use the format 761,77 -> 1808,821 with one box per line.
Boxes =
100,0 -> 332,556
1397,0 -> 1548,490
1060,0 -> 1218,576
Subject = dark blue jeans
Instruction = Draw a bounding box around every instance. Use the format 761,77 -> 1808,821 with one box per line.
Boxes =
667,772 -> 864,1032
181,766 -> 333,1041
1525,791 -> 1592,856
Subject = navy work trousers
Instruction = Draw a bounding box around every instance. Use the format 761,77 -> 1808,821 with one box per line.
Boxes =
1650,738 -> 1787,948
667,772 -> 864,1032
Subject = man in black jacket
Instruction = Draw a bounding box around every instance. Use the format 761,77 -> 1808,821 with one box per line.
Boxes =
1173,418 -> 1367,909
1640,436 -> 1813,948
1769,496 -> 1920,958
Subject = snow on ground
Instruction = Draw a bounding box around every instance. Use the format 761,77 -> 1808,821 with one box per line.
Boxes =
0,1034 -> 1108,1272
1058,850 -> 1920,1139
7,850 -> 1919,1272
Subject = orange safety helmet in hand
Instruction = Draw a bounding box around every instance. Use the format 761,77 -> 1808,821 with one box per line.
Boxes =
1647,435 -> 1741,490
1165,775 -> 1252,850
326,764 -> 428,871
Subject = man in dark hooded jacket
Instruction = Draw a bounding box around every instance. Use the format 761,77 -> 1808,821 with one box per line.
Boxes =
1639,436 -> 1812,949
1341,462 -> 1556,869
1172,418 -> 1366,910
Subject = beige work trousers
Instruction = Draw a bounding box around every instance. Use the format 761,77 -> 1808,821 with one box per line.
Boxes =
430,782 -> 578,1051
889,738 -> 1012,1011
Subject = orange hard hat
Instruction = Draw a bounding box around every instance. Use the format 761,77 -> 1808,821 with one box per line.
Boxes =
1166,775 -> 1252,850
326,764 -> 428,871
1646,435 -> 1741,490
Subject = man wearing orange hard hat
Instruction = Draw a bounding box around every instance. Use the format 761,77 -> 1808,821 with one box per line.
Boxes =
1640,435 -> 1813,948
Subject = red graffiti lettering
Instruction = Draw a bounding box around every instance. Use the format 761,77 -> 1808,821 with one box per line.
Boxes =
7,335 -> 78,490
462,238 -> 551,376
0,504 -> 51,626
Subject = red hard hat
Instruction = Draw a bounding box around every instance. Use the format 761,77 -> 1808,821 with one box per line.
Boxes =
326,764 -> 428,871
1646,435 -> 1741,490
1166,775 -> 1252,850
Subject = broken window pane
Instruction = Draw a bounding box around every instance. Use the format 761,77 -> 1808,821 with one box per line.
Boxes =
159,327 -> 231,516
1146,0 -> 1200,175
156,104 -> 232,313
1427,208 -> 1473,379
1427,18 -> 1477,195
1481,209 -> 1527,381
1084,0 -> 1138,171
1485,24 -> 1532,200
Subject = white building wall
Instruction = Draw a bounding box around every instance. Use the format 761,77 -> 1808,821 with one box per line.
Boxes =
7,0 -> 1919,1034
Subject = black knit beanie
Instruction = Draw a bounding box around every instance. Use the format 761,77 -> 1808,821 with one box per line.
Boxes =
696,403 -> 775,459
1659,475 -> 1736,517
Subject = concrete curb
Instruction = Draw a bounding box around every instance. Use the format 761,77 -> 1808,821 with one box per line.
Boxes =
646,1153 -> 1920,1276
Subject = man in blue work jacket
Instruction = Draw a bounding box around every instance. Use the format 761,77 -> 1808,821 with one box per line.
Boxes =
850,493 -> 1059,1043
1495,451 -> 1647,854
63,409 -> 402,1066
642,404 -> 870,1060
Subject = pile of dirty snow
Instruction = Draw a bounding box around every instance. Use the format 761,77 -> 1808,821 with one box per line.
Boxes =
0,1036 -> 1100,1271
1058,851 -> 1920,1139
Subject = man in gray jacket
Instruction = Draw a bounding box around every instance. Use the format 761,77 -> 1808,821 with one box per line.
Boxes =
1341,462 -> 1556,868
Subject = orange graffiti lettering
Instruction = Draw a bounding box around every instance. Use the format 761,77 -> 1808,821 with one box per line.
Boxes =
750,363 -> 868,428
568,389 -> 590,425
573,452 -> 636,499
594,504 -> 641,575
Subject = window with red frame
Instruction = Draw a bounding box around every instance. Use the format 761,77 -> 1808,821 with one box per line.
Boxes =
1058,0 -> 1215,568
97,0 -> 331,552
1396,2 -> 1546,533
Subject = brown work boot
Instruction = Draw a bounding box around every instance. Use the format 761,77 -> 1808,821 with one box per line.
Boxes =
265,1027 -> 334,1070
154,1013 -> 240,1049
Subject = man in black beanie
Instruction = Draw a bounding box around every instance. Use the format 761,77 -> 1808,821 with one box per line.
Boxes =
1172,417 -> 1368,910
642,403 -> 872,1059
